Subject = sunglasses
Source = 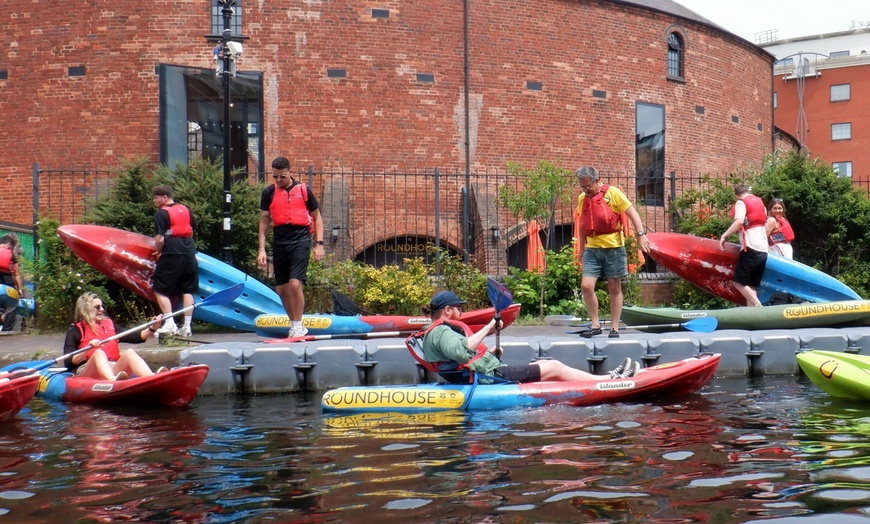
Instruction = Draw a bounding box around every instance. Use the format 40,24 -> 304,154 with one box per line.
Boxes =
93,303 -> 104,310
272,174 -> 289,179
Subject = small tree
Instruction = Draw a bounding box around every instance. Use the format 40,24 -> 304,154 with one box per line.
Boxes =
498,160 -> 574,316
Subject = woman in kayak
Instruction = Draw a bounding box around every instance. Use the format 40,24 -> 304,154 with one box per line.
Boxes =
765,198 -> 795,259
417,290 -> 640,383
63,292 -> 167,381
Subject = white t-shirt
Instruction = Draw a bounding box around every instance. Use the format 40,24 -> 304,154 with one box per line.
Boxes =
733,199 -> 769,253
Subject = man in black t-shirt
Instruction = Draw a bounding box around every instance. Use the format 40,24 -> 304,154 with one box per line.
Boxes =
258,157 -> 324,338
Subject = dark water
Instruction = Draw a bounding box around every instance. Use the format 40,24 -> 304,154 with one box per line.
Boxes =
2,377 -> 870,523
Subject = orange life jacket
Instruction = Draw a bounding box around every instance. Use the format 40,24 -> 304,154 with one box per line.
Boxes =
730,194 -> 767,250
76,319 -> 120,361
162,203 -> 193,237
769,216 -> 795,244
579,184 -> 622,238
270,182 -> 312,229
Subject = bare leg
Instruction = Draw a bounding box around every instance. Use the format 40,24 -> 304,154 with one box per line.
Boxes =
277,279 -> 306,321
733,282 -> 762,307
77,350 -> 117,381
113,349 -> 155,377
155,292 -> 174,316
607,277 -> 623,331
182,292 -> 194,327
536,360 -> 610,381
580,276 -> 600,328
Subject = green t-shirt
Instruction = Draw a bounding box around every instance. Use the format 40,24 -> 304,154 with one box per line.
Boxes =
421,324 -> 501,375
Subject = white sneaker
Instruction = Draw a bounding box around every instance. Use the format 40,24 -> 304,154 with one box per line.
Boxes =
177,326 -> 192,337
288,326 -> 309,338
156,321 -> 178,336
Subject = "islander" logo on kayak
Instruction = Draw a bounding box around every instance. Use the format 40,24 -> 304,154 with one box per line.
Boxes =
596,381 -> 635,390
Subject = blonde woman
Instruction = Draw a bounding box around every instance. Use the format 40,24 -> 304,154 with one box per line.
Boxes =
62,292 -> 166,381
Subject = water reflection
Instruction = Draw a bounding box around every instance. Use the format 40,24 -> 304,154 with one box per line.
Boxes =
0,378 -> 867,522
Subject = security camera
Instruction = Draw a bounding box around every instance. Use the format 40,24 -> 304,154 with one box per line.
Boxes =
227,41 -> 243,59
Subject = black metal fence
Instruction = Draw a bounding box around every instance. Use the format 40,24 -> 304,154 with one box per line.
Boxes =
30,163 -> 775,275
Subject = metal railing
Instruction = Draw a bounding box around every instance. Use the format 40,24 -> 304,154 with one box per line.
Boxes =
33,163 -> 730,274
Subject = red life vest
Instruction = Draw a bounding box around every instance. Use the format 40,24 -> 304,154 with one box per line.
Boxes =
162,204 -> 194,237
76,319 -> 120,361
269,183 -> 312,228
769,216 -> 795,244
405,319 -> 489,381
730,194 -> 767,229
579,184 -> 622,237
0,246 -> 11,273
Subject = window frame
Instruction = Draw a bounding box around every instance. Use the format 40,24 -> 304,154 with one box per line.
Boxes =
831,123 -> 852,141
212,0 -> 243,36
830,83 -> 851,102
832,161 -> 853,178
667,32 -> 684,80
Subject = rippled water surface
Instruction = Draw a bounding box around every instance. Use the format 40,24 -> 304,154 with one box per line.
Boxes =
3,376 -> 870,522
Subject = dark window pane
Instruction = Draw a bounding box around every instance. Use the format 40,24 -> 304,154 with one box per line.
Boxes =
667,32 -> 683,78
636,102 -> 665,207
158,64 -> 264,179
212,0 -> 243,35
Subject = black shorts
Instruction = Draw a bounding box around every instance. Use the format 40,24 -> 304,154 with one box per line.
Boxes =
273,241 -> 311,286
494,364 -> 542,383
153,253 -> 199,296
733,248 -> 767,287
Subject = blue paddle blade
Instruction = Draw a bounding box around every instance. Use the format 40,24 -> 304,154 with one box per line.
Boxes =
683,317 -> 718,333
486,278 -> 513,315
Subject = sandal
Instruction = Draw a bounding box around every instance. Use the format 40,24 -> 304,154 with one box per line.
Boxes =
579,327 -> 603,338
609,329 -> 620,339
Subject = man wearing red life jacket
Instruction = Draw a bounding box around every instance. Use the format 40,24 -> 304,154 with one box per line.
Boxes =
258,156 -> 325,338
151,185 -> 199,337
765,198 -> 795,260
418,291 -> 639,383
575,166 -> 651,339
719,183 -> 768,306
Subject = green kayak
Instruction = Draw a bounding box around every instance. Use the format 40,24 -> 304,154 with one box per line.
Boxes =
797,350 -> 870,401
622,301 -> 870,332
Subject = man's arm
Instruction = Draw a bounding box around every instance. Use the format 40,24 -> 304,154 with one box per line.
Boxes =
310,209 -> 325,261
257,210 -> 271,267
624,205 -> 651,252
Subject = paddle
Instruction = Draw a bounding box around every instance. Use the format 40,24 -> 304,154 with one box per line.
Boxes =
545,315 -> 613,327
8,283 -> 245,373
566,316 -> 718,334
265,330 -> 421,344
486,278 -> 513,352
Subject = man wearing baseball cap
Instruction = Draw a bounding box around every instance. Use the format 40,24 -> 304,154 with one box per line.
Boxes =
419,290 -> 639,382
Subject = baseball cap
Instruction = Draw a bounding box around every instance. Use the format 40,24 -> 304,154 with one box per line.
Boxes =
429,291 -> 467,310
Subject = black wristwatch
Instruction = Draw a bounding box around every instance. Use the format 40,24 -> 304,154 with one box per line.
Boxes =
315,240 -> 324,245
637,231 -> 646,236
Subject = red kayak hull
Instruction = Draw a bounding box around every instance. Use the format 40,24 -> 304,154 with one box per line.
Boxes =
0,372 -> 40,421
38,365 -> 210,407
647,232 -> 860,305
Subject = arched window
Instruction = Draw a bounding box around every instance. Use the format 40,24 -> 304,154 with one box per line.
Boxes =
667,32 -> 684,79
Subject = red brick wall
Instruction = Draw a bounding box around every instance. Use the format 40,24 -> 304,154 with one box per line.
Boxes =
2,0 -> 773,227
774,64 -> 870,183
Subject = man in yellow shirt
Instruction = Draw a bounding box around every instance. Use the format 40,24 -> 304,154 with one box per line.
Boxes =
575,166 -> 651,338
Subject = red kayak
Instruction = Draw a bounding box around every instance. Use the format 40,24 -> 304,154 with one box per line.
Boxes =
647,232 -> 860,305
0,371 -> 40,420
34,364 -> 210,407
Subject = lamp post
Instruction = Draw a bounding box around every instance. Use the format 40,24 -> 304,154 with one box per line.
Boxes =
207,0 -> 246,264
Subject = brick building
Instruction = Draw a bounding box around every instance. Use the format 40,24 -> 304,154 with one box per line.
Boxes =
762,28 -> 870,184
2,0 -> 775,278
